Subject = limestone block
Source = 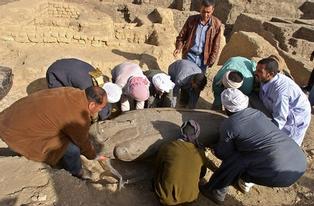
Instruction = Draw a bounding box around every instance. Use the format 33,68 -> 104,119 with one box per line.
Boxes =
43,35 -> 57,43
79,12 -> 114,40
133,14 -> 152,26
73,34 -> 80,40
15,32 -> 29,43
231,13 -> 313,83
174,0 -> 192,11
72,38 -> 79,43
288,38 -> 314,60
214,0 -> 304,25
79,39 -> 86,44
219,31 -> 289,71
80,34 -> 88,41
27,33 -> 41,43
300,1 -> 314,19
91,40 -> 103,47
150,7 -> 174,26
57,32 -> 70,43
0,35 -> 14,41
277,51 -> 312,84
146,24 -> 177,47
51,31 -> 59,38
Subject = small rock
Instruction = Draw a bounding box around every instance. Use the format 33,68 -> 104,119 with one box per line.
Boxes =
38,194 -> 47,201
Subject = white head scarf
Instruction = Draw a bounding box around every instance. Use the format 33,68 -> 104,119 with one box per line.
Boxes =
152,73 -> 175,93
221,88 -> 249,112
222,70 -> 243,89
102,82 -> 122,103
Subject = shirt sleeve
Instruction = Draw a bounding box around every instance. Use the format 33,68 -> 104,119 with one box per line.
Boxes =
214,125 -> 236,160
120,95 -> 130,112
136,101 -> 145,110
271,93 -> 290,129
175,17 -> 190,50
208,24 -> 222,66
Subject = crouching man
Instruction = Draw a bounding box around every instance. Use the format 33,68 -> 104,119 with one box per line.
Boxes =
0,86 -> 107,178
200,88 -> 307,205
154,120 -> 207,205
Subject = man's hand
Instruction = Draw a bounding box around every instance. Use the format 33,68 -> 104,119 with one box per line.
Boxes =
95,154 -> 107,161
173,49 -> 180,58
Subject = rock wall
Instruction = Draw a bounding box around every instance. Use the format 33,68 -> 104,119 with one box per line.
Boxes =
218,31 -> 289,73
0,0 -> 114,47
232,13 -> 314,84
214,0 -> 306,25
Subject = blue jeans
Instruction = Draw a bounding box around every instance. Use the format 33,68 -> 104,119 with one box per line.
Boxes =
61,143 -> 82,176
186,53 -> 207,72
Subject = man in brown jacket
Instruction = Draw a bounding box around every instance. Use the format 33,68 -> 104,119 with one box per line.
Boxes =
173,0 -> 222,72
0,86 -> 107,177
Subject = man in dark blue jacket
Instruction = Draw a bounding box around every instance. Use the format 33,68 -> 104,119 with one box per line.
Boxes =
46,58 -> 121,120
200,88 -> 307,205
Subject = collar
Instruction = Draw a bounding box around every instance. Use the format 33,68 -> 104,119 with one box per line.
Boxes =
198,15 -> 212,26
261,73 -> 279,92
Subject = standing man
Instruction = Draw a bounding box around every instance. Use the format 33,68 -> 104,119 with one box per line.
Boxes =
255,57 -> 311,145
168,59 -> 207,109
46,58 -> 122,121
212,56 -> 256,110
200,88 -> 307,205
173,0 -> 222,72
0,86 -> 107,178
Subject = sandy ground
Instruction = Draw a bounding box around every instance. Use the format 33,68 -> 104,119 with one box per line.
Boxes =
0,32 -> 314,206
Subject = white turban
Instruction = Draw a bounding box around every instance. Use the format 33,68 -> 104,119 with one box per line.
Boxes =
152,73 -> 175,93
221,88 -> 249,112
102,82 -> 122,103
222,70 -> 243,89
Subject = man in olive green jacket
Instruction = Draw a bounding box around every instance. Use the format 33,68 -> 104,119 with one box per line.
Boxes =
154,120 -> 207,205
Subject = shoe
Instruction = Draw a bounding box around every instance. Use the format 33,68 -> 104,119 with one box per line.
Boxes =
237,178 -> 255,193
75,168 -> 93,181
199,185 -> 226,205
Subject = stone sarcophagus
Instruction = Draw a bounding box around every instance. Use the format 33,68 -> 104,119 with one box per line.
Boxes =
0,66 -> 13,101
89,108 -> 226,161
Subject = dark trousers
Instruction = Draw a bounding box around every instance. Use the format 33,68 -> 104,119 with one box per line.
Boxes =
60,143 -> 82,176
180,88 -> 201,109
204,151 -> 306,190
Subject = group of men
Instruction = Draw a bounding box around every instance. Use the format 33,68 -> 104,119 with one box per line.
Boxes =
0,0 -> 312,205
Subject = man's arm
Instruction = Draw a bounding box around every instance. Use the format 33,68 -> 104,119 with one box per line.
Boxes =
136,101 -> 145,110
213,128 -> 236,160
120,95 -> 130,112
207,24 -> 222,67
174,17 -> 191,57
271,94 -> 289,129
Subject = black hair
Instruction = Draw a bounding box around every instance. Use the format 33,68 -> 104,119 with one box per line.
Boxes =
228,71 -> 243,83
257,58 -> 279,74
202,0 -> 216,7
103,75 -> 110,83
85,86 -> 107,104
192,73 -> 207,91
225,109 -> 235,116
